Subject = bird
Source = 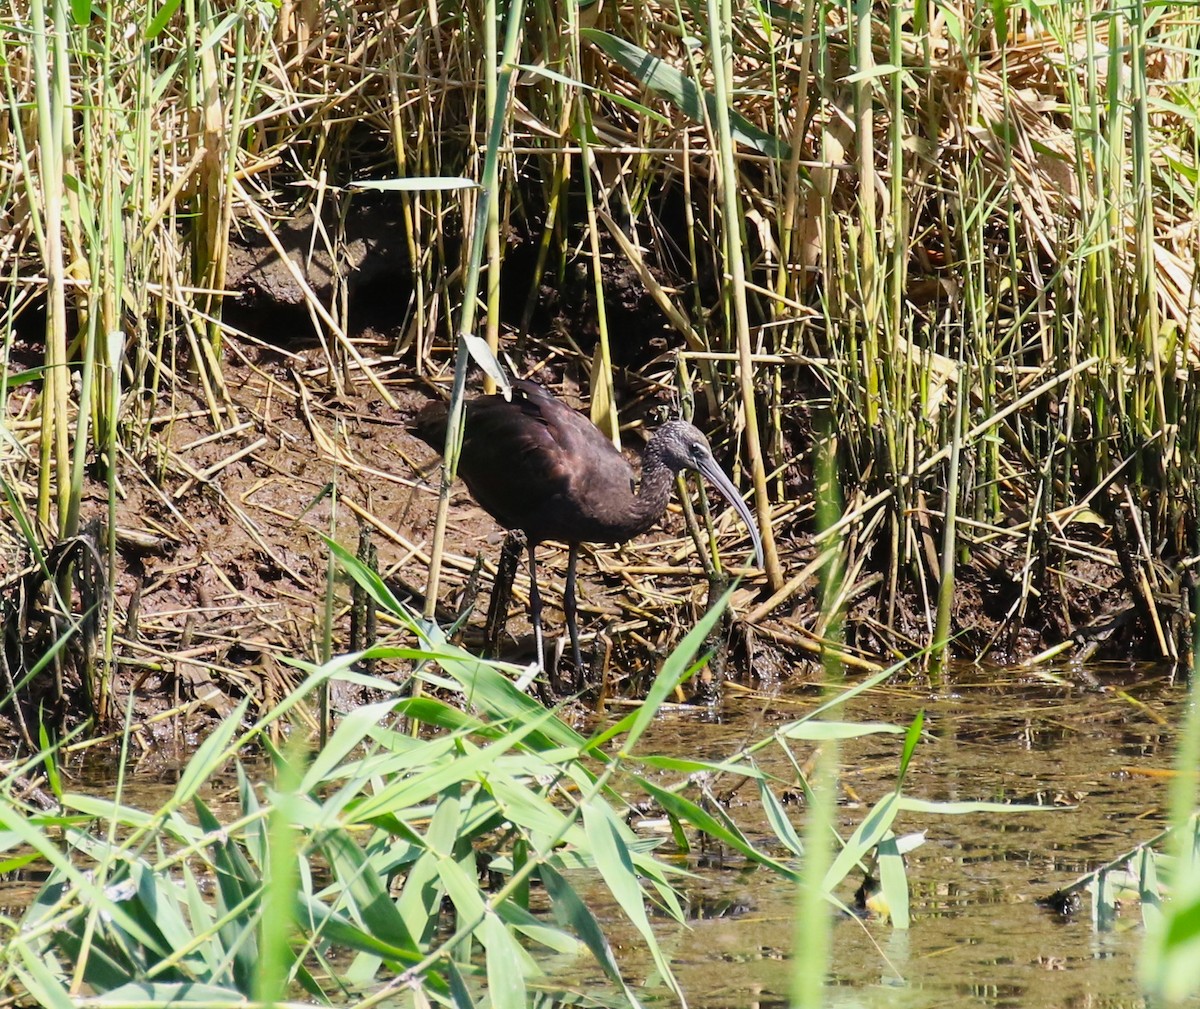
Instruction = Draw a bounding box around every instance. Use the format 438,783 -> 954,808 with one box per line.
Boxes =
416,378 -> 764,679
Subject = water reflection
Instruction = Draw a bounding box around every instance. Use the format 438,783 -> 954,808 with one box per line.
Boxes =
607,662 -> 1174,1008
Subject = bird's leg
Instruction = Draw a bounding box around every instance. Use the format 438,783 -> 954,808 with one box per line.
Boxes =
484,531 -> 524,657
526,540 -> 546,673
563,543 -> 584,688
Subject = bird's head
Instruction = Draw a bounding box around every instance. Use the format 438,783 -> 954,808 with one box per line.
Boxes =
649,420 -> 764,567
653,420 -> 715,474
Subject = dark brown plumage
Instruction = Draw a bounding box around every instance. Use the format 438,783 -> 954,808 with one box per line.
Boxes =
417,379 -> 763,673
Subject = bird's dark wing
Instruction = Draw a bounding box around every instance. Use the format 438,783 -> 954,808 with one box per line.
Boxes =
465,380 -> 641,542
419,379 -> 640,543
457,382 -> 581,535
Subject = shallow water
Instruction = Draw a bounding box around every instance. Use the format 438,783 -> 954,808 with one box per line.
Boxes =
21,663 -> 1189,1008
598,662 -> 1185,1008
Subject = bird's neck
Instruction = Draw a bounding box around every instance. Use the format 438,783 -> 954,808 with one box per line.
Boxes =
631,440 -> 677,533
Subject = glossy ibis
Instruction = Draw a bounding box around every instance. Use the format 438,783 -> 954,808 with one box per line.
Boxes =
417,379 -> 764,674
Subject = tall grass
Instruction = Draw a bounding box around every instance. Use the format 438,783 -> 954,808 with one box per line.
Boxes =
2,3 -> 1199,689
3,1 -> 268,716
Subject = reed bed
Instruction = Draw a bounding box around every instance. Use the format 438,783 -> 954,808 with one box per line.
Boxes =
2,1 -> 1199,709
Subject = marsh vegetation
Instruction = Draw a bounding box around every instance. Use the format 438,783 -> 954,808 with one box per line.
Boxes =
2,0 -> 1200,1005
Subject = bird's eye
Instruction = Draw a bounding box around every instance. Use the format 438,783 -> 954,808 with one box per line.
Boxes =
690,442 -> 704,457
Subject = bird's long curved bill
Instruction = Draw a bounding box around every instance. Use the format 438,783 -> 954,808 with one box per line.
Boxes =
697,457 -> 765,568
